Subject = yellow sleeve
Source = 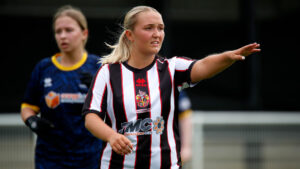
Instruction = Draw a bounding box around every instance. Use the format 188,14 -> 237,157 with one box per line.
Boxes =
21,103 -> 40,112
179,109 -> 192,120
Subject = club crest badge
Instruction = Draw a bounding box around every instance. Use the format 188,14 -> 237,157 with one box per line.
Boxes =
136,90 -> 150,108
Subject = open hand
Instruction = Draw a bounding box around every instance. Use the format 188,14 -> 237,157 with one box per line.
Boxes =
232,42 -> 261,60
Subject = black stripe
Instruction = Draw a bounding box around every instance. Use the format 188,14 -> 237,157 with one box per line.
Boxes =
99,142 -> 107,168
173,89 -> 181,166
156,59 -> 172,169
109,64 -> 126,169
134,71 -> 151,169
174,60 -> 196,86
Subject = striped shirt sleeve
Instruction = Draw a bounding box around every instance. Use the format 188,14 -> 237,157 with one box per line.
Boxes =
82,64 -> 108,119
174,56 -> 197,90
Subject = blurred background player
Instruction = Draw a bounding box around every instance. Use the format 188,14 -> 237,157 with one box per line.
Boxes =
20,5 -> 102,169
178,91 -> 193,165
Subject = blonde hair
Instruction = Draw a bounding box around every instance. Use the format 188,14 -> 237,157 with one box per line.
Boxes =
53,5 -> 88,46
100,6 -> 160,64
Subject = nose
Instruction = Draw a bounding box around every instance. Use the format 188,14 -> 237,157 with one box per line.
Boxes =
58,30 -> 67,39
152,28 -> 160,38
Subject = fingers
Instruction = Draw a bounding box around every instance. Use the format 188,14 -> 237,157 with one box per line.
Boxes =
241,42 -> 261,56
249,42 -> 261,53
109,133 -> 133,156
232,42 -> 260,60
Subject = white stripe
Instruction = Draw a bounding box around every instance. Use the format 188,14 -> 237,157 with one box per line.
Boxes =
106,79 -> 117,131
122,64 -> 138,168
100,67 -> 117,169
168,78 -> 179,168
100,144 -> 113,169
166,59 -> 180,168
172,57 -> 194,71
90,65 -> 109,112
148,64 -> 162,169
122,64 -> 137,122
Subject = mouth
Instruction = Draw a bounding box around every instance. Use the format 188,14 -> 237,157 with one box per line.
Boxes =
151,41 -> 160,47
60,42 -> 69,49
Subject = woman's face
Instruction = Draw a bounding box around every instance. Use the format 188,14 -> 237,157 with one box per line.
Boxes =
54,16 -> 87,53
127,10 -> 165,56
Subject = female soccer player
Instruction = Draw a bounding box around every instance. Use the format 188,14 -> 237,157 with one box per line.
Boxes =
83,5 -> 260,169
21,5 -> 102,169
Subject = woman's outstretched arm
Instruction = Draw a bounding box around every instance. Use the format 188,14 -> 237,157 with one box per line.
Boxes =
191,43 -> 261,83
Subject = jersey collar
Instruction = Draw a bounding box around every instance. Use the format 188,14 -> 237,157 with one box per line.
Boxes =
51,52 -> 87,71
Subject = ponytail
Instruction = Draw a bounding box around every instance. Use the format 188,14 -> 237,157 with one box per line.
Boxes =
100,31 -> 130,64
100,6 -> 159,64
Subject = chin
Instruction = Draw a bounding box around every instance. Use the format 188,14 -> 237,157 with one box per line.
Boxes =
152,48 -> 161,54
61,48 -> 72,53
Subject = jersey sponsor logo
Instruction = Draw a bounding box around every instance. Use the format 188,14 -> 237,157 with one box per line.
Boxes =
136,90 -> 150,108
60,93 -> 86,103
136,78 -> 147,87
45,91 -> 86,109
118,116 -> 165,136
45,91 -> 60,109
44,78 -> 52,87
153,116 -> 165,134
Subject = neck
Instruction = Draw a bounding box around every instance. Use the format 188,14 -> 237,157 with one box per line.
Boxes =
127,51 -> 155,69
60,48 -> 85,67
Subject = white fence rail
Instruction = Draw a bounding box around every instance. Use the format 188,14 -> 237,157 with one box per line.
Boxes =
191,111 -> 300,169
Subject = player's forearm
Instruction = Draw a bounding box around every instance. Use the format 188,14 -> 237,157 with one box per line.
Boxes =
85,113 -> 117,142
21,107 -> 38,122
180,116 -> 192,147
191,51 -> 235,83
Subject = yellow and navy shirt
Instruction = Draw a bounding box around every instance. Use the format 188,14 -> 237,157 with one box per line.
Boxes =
178,91 -> 192,120
21,53 -> 102,166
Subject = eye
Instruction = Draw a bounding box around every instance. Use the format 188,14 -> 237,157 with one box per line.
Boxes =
66,27 -> 74,33
158,25 -> 165,31
55,29 -> 62,35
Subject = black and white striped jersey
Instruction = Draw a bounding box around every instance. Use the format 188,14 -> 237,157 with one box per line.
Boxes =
83,56 -> 196,169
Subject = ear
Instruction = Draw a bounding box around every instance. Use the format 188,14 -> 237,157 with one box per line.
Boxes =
125,30 -> 134,42
82,29 -> 88,40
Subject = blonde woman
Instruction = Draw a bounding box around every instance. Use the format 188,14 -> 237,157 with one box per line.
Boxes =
83,5 -> 260,169
21,5 -> 102,169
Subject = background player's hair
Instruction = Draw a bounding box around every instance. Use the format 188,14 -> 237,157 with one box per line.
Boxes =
100,6 -> 160,64
52,5 -> 88,46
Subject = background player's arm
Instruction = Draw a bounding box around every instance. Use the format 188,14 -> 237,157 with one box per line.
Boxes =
85,113 -> 133,155
179,110 -> 193,163
21,106 -> 39,122
21,104 -> 54,134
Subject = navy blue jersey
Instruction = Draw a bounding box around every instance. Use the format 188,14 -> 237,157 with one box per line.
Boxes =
178,91 -> 192,119
22,53 -> 102,169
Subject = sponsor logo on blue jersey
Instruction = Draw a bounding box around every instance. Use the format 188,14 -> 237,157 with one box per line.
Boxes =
45,91 -> 86,109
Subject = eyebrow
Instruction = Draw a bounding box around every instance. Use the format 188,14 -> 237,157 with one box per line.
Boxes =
144,23 -> 165,27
